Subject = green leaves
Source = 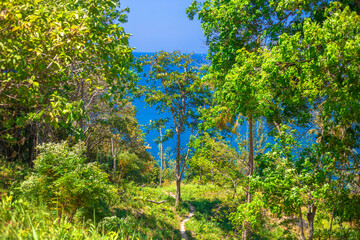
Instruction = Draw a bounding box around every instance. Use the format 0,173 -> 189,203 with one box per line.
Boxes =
1,0 -> 134,161
190,132 -> 242,186
140,51 -> 211,134
190,0 -> 360,238
20,141 -> 115,216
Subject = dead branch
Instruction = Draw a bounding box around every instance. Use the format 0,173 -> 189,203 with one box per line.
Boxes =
146,199 -> 166,204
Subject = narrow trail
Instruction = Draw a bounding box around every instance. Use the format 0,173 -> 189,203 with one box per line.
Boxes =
168,192 -> 195,240
180,203 -> 195,240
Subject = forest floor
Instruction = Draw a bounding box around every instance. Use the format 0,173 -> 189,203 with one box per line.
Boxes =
1,159 -> 358,240
1,181 -> 334,239
0,182 -> 238,239
112,183 -> 236,239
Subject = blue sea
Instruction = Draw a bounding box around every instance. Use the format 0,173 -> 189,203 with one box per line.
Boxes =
132,53 -> 318,168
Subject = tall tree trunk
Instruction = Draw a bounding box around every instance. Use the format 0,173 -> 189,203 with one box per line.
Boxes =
111,138 -> 116,180
35,121 -> 40,156
176,175 -> 181,207
328,203 -> 336,240
79,79 -> 85,130
307,203 -> 317,240
242,114 -> 254,240
175,130 -> 181,207
198,167 -> 202,184
248,114 -> 254,180
28,123 -> 36,167
159,127 -> 163,186
211,158 -> 214,184
299,206 -> 306,240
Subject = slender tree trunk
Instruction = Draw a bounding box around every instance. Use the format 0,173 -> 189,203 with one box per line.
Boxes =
111,138 -> 116,180
299,206 -> 306,240
248,114 -> 254,179
36,121 -> 40,156
159,127 -> 163,186
307,203 -> 317,240
176,175 -> 181,206
242,114 -> 254,240
175,130 -> 181,207
199,167 -> 202,184
233,181 -> 237,199
329,203 -> 336,240
28,123 -> 35,167
211,158 -> 214,184
273,120 -> 282,136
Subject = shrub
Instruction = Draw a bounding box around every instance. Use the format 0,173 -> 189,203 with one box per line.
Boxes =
0,158 -> 28,196
20,141 -> 116,217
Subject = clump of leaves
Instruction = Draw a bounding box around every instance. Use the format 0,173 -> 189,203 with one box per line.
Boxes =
20,141 -> 116,218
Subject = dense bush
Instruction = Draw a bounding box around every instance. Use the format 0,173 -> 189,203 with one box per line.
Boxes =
20,141 -> 116,217
119,150 -> 160,184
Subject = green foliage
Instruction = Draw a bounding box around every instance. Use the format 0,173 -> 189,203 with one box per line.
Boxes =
20,141 -> 116,216
0,194 -> 145,239
85,101 -> 157,185
190,132 -> 243,190
335,192 -> 360,232
229,194 -> 264,235
140,51 -> 211,205
116,150 -> 157,184
108,183 -> 184,239
230,2 -> 360,129
251,126 -> 338,237
160,147 -> 176,184
189,1 -> 360,238
98,215 -> 136,234
187,0 -> 332,88
140,51 -> 211,132
0,0 -> 134,162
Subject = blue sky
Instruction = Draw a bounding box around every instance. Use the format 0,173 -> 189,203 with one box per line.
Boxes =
120,0 -> 208,54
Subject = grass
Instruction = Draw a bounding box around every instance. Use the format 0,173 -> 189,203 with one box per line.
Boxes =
0,183 -> 185,240
0,195 -> 128,239
1,181 -> 233,239
1,179 -> 359,239
177,184 -> 238,240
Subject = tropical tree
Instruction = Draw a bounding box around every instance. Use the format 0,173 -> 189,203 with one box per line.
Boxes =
140,51 -> 211,206
250,7 -> 360,238
0,0 -> 134,164
85,100 -> 156,184
189,0 -> 360,238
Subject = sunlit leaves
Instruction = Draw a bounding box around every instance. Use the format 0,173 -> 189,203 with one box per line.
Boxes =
0,0 -> 134,153
141,51 -> 211,133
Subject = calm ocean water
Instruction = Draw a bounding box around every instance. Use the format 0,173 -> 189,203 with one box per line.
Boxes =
132,53 -> 317,168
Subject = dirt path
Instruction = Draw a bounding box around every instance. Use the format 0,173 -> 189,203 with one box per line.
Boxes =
180,202 -> 195,240
168,192 -> 195,240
